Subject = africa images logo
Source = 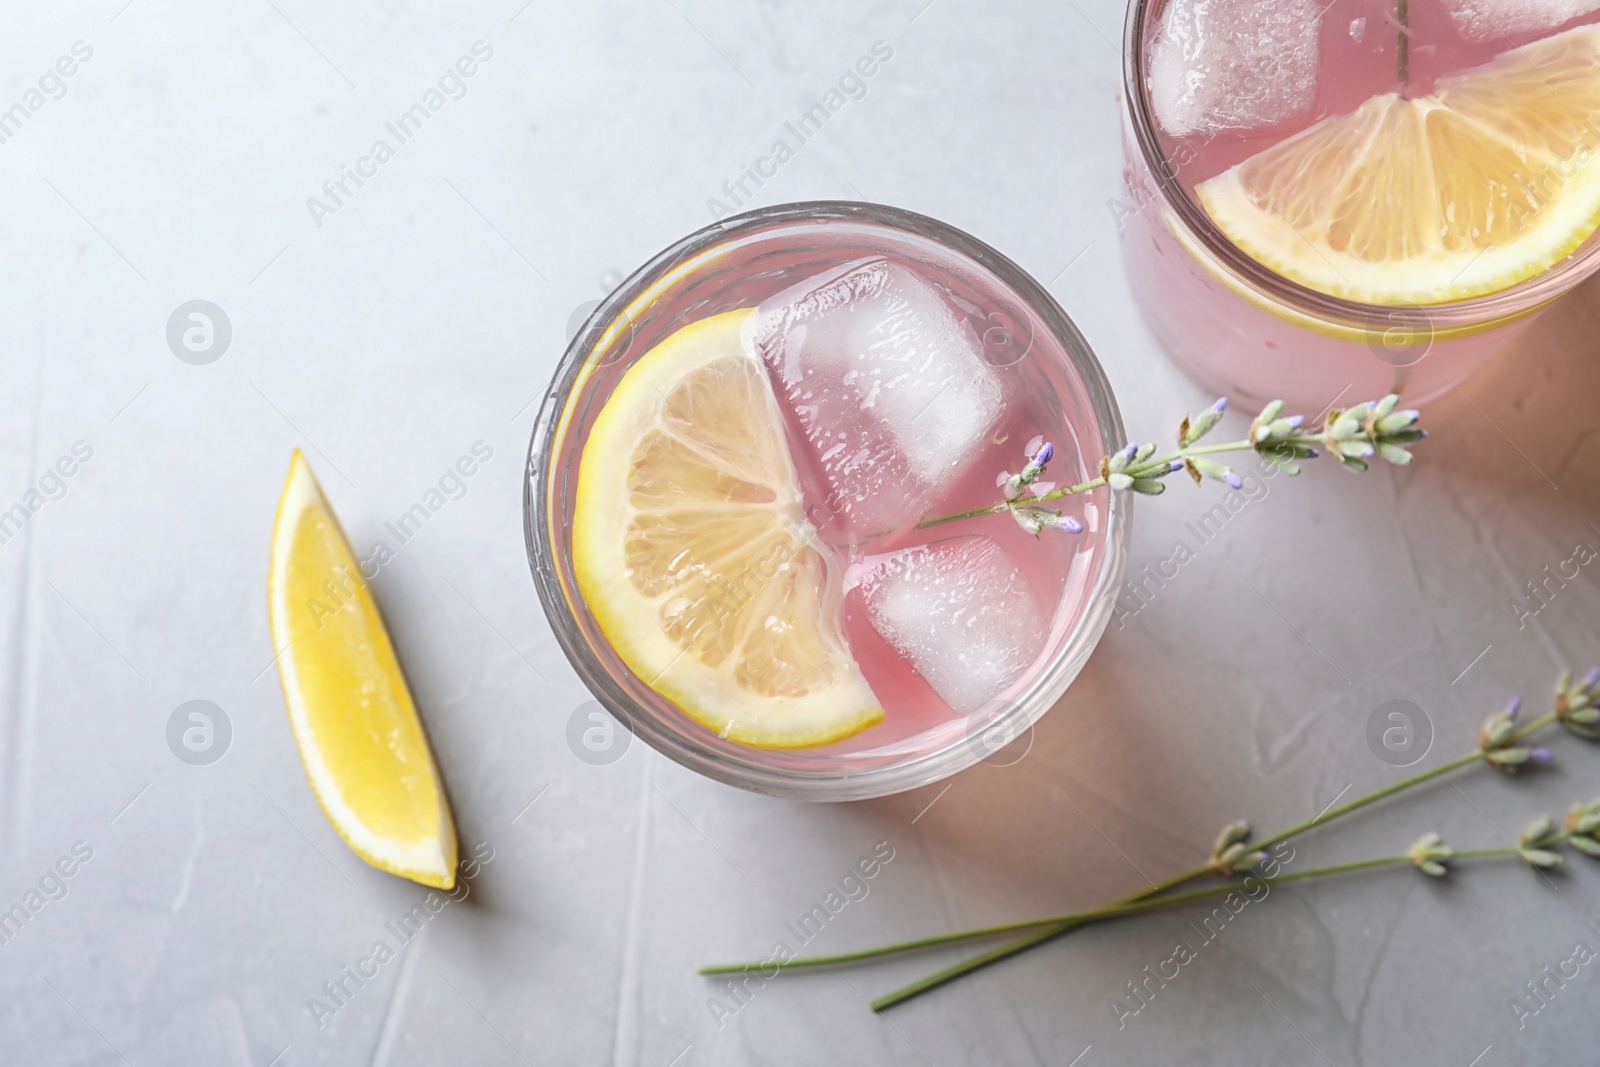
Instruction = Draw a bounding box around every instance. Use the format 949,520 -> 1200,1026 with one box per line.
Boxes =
705,41 -> 894,220
306,840 -> 495,1030
305,42 -> 495,229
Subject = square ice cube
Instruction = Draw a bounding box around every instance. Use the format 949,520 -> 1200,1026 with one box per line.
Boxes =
749,258 -> 1003,537
858,535 -> 1045,714
1149,0 -> 1321,136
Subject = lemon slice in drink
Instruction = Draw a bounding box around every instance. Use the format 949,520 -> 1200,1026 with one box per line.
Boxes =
572,308 -> 883,749
1197,25 -> 1600,304
268,451 -> 458,889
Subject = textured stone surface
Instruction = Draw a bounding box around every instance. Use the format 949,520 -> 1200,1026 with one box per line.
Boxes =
3,1 -> 1600,1063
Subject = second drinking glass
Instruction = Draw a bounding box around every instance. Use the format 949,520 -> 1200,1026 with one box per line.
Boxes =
1121,0 -> 1600,412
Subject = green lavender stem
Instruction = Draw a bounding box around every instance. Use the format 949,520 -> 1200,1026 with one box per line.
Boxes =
867,848 -> 1526,1010
866,712 -> 1558,1009
914,437 -> 1278,530
703,847 -> 1526,1011
1258,712 -> 1555,849
703,854 -> 1452,976
1398,0 -> 1410,85
916,396 -> 1424,535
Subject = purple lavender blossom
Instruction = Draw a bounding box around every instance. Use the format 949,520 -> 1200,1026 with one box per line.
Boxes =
1531,747 -> 1554,764
1225,472 -> 1243,490
1056,515 -> 1084,534
1033,441 -> 1054,465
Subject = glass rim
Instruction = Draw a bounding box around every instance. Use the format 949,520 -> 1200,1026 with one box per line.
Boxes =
523,199 -> 1131,801
1120,0 -> 1600,331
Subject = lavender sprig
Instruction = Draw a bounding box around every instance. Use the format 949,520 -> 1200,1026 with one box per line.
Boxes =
1406,831 -> 1455,877
1564,798 -> 1600,856
701,835 -> 1546,979
917,395 -> 1426,532
703,813 -> 1600,981
702,669 -> 1598,1009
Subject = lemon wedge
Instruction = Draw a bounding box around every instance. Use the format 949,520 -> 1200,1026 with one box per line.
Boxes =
572,308 -> 883,749
1197,25 -> 1600,304
268,451 -> 457,889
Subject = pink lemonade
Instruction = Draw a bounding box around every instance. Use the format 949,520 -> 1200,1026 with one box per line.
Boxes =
1121,0 -> 1600,412
749,257 -> 1100,756
531,206 -> 1128,797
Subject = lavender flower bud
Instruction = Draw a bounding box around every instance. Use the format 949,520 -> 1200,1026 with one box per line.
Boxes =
1212,820 -> 1251,854
1056,515 -> 1084,534
1213,397 -> 1228,413
1225,473 -> 1243,490
1033,441 -> 1054,465
1480,710 -> 1516,750
1487,746 -> 1534,770
1011,507 -> 1046,536
1567,802 -> 1600,839
1507,696 -> 1522,721
1408,832 -> 1453,877
1329,411 -> 1364,440
1517,812 -> 1564,868
1517,816 -> 1563,869
1376,409 -> 1420,435
1520,814 -> 1554,846
1557,667 -> 1600,736
1212,842 -> 1268,874
1571,836 -> 1600,858
1184,405 -> 1225,446
1188,456 -> 1236,487
1568,706 -> 1600,727
1531,747 -> 1554,764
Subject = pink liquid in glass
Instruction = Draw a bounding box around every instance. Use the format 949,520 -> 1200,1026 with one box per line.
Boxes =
554,223 -> 1116,775
1122,0 -> 1600,412
742,254 -> 1104,757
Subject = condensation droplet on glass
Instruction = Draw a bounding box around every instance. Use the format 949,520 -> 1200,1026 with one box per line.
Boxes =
1349,16 -> 1366,41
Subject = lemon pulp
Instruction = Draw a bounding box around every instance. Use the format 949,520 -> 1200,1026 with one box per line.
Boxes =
571,308 -> 882,749
1197,25 -> 1600,304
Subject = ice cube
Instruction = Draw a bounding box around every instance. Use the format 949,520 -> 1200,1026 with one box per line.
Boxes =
858,536 -> 1045,714
1148,0 -> 1321,136
1445,0 -> 1600,41
749,258 -> 1003,538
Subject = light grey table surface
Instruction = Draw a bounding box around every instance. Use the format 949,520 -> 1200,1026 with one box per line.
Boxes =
5,0 -> 1600,1064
